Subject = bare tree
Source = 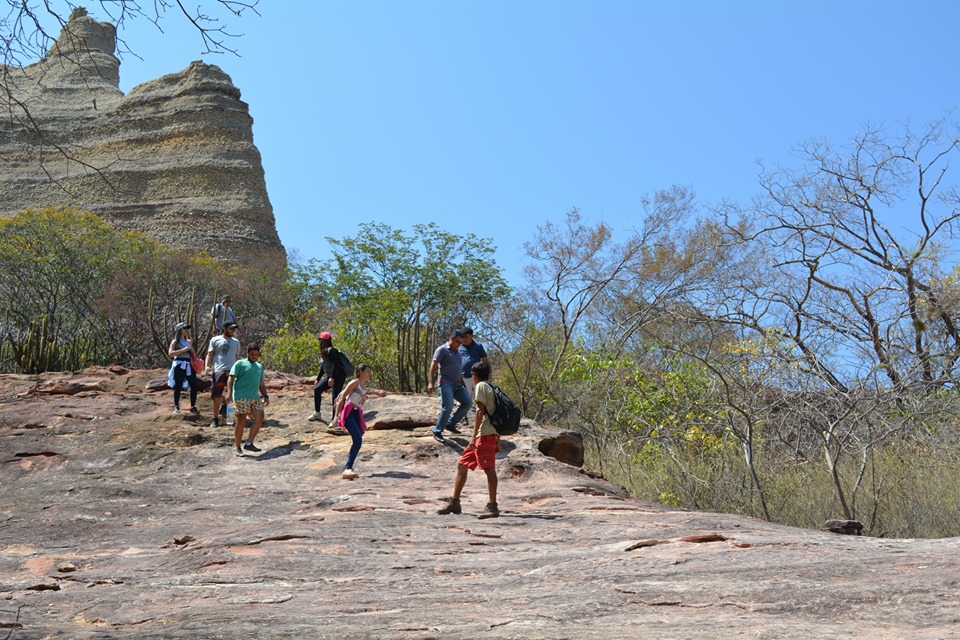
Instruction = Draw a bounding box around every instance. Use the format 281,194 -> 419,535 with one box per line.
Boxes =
732,117 -> 960,393
704,117 -> 960,524
2,1 -> 260,65
482,189 -> 731,424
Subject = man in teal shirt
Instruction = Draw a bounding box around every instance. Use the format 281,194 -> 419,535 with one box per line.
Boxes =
224,343 -> 269,457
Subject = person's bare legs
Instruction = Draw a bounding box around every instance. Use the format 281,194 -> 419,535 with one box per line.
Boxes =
247,409 -> 264,445
483,467 -> 498,503
234,413 -> 248,448
437,464 -> 469,514
451,464 -> 469,499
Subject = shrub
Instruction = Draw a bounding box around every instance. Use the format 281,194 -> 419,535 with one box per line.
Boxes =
262,329 -> 318,377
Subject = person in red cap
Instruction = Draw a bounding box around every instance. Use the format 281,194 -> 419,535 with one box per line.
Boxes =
309,331 -> 348,423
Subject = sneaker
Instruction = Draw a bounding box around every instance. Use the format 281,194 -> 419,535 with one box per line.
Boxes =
189,406 -> 200,415
172,406 -> 181,414
243,442 -> 262,452
477,502 -> 500,520
235,447 -> 244,457
209,417 -> 219,428
342,469 -> 359,480
445,424 -> 462,435
308,412 -> 322,422
437,498 -> 461,515
432,432 -> 445,443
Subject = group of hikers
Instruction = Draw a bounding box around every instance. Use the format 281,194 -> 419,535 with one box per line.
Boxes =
167,298 -> 502,519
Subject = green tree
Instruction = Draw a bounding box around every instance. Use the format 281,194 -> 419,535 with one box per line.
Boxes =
303,222 -> 509,392
0,207 -> 141,370
0,206 -> 274,371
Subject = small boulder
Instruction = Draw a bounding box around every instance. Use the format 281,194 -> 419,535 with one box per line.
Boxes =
823,519 -> 864,535
538,431 -> 585,467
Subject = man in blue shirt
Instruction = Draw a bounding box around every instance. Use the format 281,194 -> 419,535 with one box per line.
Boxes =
427,329 -> 473,442
458,327 -> 488,425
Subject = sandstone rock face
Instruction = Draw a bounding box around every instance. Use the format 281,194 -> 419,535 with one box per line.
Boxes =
0,8 -> 285,264
2,368 -> 960,639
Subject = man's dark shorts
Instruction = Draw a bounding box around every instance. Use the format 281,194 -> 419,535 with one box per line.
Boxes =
211,371 -> 229,398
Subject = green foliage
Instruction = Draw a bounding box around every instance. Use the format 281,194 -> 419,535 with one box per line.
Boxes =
0,208 -> 136,371
0,206 -> 287,372
6,314 -> 96,373
289,222 -> 509,392
88,221 -> 227,366
262,327 -> 320,377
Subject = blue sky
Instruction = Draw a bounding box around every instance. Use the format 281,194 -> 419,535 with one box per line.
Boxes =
106,0 -> 959,284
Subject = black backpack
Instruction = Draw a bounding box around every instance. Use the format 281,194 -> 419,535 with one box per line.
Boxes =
483,383 -> 522,436
336,350 -> 355,376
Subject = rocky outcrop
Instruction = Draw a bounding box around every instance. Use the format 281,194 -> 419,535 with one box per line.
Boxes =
0,8 -> 284,264
2,367 -> 960,639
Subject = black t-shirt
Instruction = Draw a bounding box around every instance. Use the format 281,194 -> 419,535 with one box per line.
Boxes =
320,348 -> 346,380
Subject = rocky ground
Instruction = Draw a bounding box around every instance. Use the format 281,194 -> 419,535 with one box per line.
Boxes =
2,367 -> 959,639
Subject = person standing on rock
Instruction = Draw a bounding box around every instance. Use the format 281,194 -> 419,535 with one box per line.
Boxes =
457,327 -> 488,424
309,331 -> 348,423
427,329 -> 472,442
167,322 -> 199,415
204,322 -> 240,428
437,361 -> 500,519
333,363 -> 373,479
210,295 -> 236,334
224,343 -> 269,457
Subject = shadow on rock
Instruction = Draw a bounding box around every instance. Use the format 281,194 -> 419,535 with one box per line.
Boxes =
497,439 -> 518,455
368,471 -> 430,479
252,440 -> 311,461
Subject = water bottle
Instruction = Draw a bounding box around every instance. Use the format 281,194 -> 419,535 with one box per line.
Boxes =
225,402 -> 235,426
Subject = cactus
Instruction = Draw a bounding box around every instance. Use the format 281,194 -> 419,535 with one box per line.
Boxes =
148,286 -> 212,362
8,315 -> 55,373
4,314 -> 98,373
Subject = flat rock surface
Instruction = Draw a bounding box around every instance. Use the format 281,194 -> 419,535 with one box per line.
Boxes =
1,368 -> 959,639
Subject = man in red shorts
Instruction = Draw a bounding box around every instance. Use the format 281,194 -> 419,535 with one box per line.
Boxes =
437,361 -> 500,519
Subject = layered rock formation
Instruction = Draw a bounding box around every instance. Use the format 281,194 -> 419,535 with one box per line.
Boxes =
0,8 -> 284,264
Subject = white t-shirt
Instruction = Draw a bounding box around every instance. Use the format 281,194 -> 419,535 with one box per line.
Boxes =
347,382 -> 367,407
